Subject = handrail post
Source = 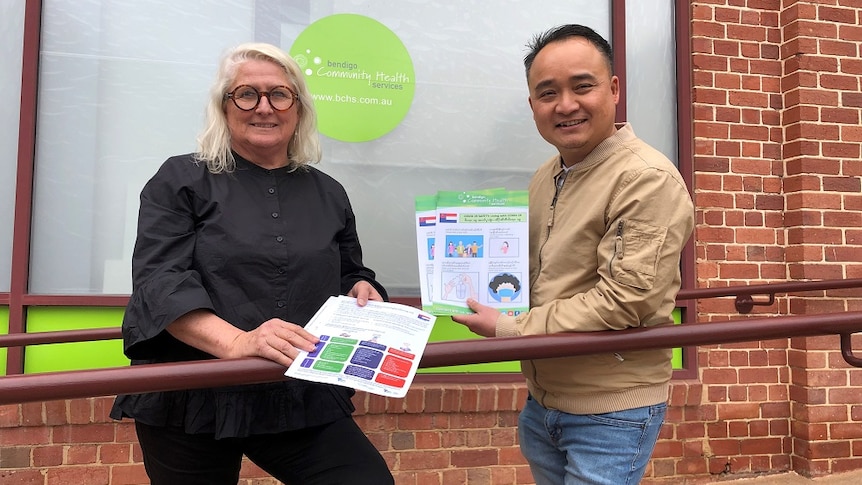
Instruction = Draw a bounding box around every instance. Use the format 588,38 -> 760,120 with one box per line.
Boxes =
840,333 -> 862,367
735,293 -> 776,314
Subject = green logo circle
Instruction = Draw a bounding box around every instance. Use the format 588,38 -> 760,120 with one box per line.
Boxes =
290,14 -> 415,143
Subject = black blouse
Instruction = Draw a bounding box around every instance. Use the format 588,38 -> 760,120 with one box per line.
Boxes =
110,153 -> 387,439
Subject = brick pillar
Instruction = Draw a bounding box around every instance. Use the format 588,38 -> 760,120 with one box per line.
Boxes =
691,0 -> 791,477
781,1 -> 862,477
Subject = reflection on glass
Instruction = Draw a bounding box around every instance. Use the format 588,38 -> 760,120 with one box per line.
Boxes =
26,1 -> 680,298
0,1 -> 25,292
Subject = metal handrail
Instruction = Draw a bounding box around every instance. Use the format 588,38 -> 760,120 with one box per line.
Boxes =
1,310 -> 861,405
0,327 -> 119,347
4,277 -> 862,349
675,277 -> 862,313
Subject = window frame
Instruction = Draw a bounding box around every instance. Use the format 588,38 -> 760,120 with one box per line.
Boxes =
3,0 -> 695,377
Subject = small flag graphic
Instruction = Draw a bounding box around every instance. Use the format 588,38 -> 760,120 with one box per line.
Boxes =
439,213 -> 458,223
418,216 -> 436,226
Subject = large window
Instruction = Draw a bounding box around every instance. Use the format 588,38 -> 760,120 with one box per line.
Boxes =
26,0 -> 677,298
3,1 -> 686,374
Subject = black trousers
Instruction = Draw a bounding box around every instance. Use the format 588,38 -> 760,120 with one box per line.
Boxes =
135,418 -> 394,485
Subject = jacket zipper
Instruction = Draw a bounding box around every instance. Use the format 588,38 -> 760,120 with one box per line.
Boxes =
546,170 -> 567,232
533,170 -> 568,399
610,220 -> 627,361
539,169 -> 567,274
608,220 -> 624,276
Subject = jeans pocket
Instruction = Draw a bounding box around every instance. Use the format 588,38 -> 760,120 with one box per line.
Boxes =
586,403 -> 666,429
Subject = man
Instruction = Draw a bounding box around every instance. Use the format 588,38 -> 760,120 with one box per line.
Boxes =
452,24 -> 694,485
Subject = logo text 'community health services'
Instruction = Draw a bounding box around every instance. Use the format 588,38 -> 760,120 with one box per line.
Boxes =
290,14 -> 415,143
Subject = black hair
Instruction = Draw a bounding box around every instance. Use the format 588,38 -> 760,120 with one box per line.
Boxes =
523,24 -> 614,80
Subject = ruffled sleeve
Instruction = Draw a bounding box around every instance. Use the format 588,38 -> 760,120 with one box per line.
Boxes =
122,156 -> 215,361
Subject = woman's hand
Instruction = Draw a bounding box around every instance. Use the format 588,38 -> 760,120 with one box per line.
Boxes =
229,318 -> 319,367
167,310 -> 319,368
348,280 -> 383,306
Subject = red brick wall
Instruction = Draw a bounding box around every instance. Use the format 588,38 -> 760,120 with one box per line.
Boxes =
0,385 -> 532,485
781,4 -> 862,476
2,1 -> 862,484
686,0 -> 862,482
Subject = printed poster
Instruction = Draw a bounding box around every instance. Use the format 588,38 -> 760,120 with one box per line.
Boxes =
415,189 -> 529,317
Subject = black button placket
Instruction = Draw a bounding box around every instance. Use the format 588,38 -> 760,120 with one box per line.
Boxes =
265,169 -> 289,314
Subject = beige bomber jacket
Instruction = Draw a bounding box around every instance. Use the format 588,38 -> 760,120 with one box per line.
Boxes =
496,123 -> 695,415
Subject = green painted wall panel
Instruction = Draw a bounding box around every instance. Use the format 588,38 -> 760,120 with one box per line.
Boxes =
16,306 -> 682,376
24,307 -> 127,374
0,306 -> 8,377
419,309 -> 684,374
419,316 -> 520,374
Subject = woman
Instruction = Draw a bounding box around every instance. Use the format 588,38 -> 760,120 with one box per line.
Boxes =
110,43 -> 394,485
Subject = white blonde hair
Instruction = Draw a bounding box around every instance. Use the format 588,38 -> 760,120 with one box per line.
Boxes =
195,43 -> 321,173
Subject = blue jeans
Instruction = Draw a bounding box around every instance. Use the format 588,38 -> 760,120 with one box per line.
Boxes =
518,395 -> 666,485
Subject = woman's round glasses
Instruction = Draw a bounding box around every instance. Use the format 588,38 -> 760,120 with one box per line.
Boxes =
224,85 -> 298,111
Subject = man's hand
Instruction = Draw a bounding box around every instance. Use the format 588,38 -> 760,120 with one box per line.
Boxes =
348,280 -> 384,306
451,298 -> 500,337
